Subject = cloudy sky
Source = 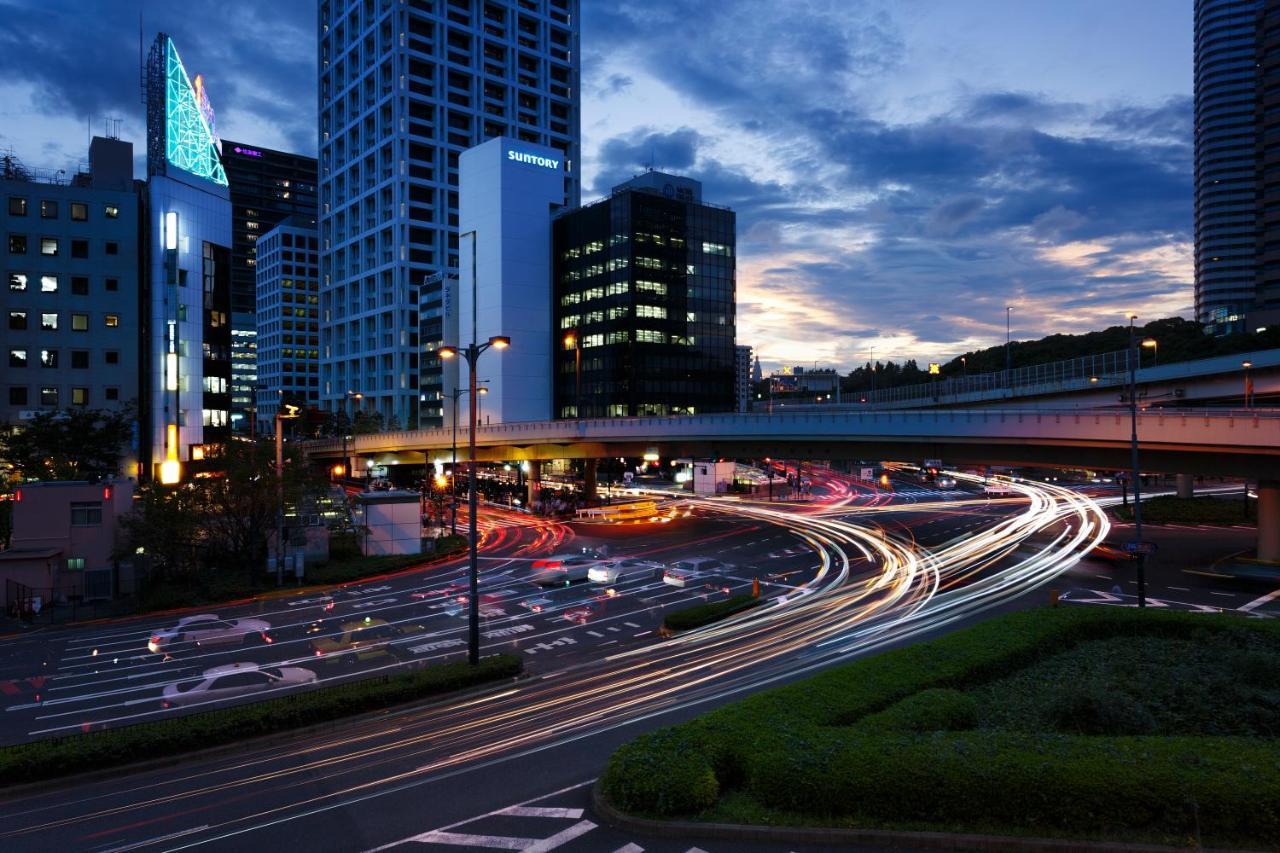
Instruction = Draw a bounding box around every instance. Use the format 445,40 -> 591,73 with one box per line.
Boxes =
0,0 -> 1192,372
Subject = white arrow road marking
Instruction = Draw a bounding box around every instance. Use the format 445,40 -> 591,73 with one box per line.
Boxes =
611,845 -> 644,853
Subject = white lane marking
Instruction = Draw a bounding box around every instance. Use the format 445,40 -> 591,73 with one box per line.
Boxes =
1210,591 -> 1236,597
399,830 -> 530,849
363,781 -> 594,852
586,630 -> 604,638
611,845 -> 644,853
493,806 -> 584,819
1168,586 -> 1190,592
97,825 -> 210,852
525,821 -> 596,853
1241,586 -> 1280,613
623,622 -> 641,628
684,848 -> 710,853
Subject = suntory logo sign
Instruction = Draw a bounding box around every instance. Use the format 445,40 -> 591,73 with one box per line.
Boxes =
507,149 -> 560,170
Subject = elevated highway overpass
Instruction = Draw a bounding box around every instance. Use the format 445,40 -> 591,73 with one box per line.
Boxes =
310,407 -> 1280,479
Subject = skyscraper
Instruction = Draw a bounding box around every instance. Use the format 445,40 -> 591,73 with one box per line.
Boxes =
143,33 -> 232,483
552,172 -> 737,418
1194,0 -> 1264,334
318,0 -> 580,430
256,215 -> 320,429
220,141 -> 318,432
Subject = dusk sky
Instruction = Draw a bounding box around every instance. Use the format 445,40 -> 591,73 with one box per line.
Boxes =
0,0 -> 1192,372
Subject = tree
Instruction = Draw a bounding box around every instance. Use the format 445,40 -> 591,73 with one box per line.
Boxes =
1,407 -> 134,481
116,439 -> 327,583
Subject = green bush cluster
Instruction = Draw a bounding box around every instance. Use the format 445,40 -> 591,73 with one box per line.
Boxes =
599,608 -> 1280,846
1111,495 -> 1253,525
0,654 -> 521,787
663,595 -> 762,633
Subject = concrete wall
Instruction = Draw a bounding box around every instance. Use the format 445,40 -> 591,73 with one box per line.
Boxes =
355,491 -> 422,556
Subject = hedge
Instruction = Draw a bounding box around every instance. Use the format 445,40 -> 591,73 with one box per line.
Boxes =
600,607 -> 1280,846
663,595 -> 763,633
0,653 -> 521,787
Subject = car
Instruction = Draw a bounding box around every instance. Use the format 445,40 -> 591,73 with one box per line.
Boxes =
936,476 -> 958,490
531,553 -> 597,586
663,558 -> 728,588
160,662 -> 317,709
562,605 -> 598,624
310,617 -> 426,664
519,595 -> 554,613
983,482 -> 1017,496
588,557 -> 665,585
148,614 -> 273,655
1091,541 -> 1133,562
441,593 -> 507,619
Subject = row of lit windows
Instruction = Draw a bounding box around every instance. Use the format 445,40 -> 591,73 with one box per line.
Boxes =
9,348 -> 121,368
7,311 -> 119,330
8,235 -> 122,257
7,197 -> 120,221
9,272 -> 121,294
7,385 -> 120,406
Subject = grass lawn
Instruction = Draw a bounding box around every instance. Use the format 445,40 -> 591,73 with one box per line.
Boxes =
1112,495 -> 1255,525
600,607 -> 1280,848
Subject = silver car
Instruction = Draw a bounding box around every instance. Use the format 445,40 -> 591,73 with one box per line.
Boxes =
663,558 -> 728,588
588,558 -> 665,585
161,662 -> 316,708
148,614 -> 274,655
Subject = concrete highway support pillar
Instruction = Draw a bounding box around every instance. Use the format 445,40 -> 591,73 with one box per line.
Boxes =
1259,480 -> 1280,564
1176,474 -> 1195,499
583,458 -> 598,502
526,460 -> 542,511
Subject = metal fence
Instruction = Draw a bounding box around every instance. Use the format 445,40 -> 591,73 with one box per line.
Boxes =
852,350 -> 1134,407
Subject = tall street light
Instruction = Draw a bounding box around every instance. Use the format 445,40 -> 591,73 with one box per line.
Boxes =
1244,360 -> 1254,409
275,403 -> 301,587
1141,337 -> 1158,367
437,334 -> 510,665
1005,306 -> 1013,389
446,382 -> 488,534
1127,315 -> 1147,608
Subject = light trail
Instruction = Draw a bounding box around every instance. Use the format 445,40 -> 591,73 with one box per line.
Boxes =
0,475 -> 1109,850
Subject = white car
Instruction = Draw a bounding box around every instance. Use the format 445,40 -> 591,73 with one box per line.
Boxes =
161,662 -> 316,709
936,476 -> 958,490
663,558 -> 728,588
531,553 -> 597,586
588,558 -> 665,585
148,614 -> 274,655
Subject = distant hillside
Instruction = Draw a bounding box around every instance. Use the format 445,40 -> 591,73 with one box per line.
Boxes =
834,318 -> 1280,394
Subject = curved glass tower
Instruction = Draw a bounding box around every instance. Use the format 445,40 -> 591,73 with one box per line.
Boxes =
1194,0 -> 1263,334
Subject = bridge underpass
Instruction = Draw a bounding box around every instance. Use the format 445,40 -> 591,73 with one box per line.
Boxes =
308,407 -> 1280,561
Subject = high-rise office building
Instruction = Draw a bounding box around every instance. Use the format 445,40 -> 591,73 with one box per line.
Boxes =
552,172 -> 737,418
256,216 -> 321,428
1195,0 -> 1265,334
143,33 -> 233,483
1,140 -> 140,450
735,345 -> 753,413
220,141 -> 318,432
1255,0 -> 1280,328
318,0 -> 580,430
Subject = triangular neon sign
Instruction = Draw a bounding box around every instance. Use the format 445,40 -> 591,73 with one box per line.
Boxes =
164,38 -> 228,187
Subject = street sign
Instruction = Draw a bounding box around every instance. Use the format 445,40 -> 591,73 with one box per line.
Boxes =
1123,541 -> 1158,555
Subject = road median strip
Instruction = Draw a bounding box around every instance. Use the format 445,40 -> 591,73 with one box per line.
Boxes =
0,653 -> 521,789
660,594 -> 763,634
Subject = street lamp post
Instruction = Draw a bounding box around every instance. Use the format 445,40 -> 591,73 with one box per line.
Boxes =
446,381 -> 488,535
1244,360 -> 1254,409
274,404 -> 301,587
1141,337 -> 1158,368
1127,315 -> 1147,608
437,335 -> 510,666
1005,306 -> 1012,390
564,331 -> 582,417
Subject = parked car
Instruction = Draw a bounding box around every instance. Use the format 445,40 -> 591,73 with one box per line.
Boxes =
588,557 -> 665,585
663,558 -> 728,588
531,553 -> 597,586
310,617 -> 426,664
148,614 -> 273,655
160,662 -> 316,708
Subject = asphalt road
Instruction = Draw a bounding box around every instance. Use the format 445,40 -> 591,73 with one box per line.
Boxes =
0,469 -> 1114,852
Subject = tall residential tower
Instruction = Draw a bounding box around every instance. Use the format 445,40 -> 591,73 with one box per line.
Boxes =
318,0 -> 580,430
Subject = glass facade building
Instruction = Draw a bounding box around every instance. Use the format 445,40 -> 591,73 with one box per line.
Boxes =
318,0 -> 580,430
551,173 -> 736,418
1195,0 -> 1265,334
220,141 -> 318,431
256,215 -> 320,428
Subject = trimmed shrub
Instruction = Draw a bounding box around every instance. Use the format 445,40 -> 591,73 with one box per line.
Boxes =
0,653 -> 521,787
857,688 -> 978,733
600,727 -> 719,816
663,595 -> 762,633
599,607 -> 1280,846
